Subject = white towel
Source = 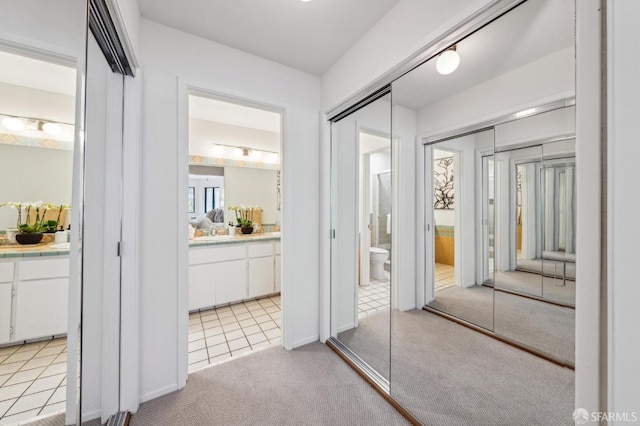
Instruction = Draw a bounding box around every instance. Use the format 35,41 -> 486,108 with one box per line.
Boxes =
386,213 -> 391,234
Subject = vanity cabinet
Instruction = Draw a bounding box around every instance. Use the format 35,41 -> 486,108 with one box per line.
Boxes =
0,263 -> 14,343
0,257 -> 69,345
275,242 -> 281,292
188,239 -> 280,311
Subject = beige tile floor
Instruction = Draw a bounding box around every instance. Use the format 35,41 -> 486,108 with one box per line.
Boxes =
0,338 -> 67,425
358,271 -> 391,318
188,294 -> 281,372
435,263 -> 455,291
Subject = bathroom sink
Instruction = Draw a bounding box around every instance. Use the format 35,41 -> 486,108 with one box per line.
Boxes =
193,235 -> 235,242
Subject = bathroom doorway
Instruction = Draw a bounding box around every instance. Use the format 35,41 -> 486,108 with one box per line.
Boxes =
358,131 -> 391,319
184,92 -> 284,373
433,148 -> 456,292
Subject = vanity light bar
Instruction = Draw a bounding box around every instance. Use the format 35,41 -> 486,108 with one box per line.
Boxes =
0,114 -> 72,135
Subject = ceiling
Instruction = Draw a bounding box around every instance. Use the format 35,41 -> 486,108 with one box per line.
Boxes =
138,0 -> 400,75
0,50 -> 76,96
189,95 -> 281,133
393,0 -> 575,111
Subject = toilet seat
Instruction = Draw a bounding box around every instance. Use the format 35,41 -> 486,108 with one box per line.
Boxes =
370,247 -> 389,254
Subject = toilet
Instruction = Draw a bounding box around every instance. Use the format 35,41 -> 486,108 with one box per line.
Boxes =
370,247 -> 389,280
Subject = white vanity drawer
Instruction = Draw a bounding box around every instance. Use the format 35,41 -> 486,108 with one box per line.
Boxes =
189,245 -> 246,265
0,262 -> 14,283
274,242 -> 281,255
248,242 -> 274,258
19,258 -> 70,281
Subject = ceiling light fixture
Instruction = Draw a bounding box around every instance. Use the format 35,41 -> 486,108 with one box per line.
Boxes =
42,122 -> 62,136
436,45 -> 460,75
212,145 -> 225,156
2,116 -> 25,132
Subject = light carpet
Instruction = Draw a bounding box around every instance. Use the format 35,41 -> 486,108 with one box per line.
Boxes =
390,309 -> 574,425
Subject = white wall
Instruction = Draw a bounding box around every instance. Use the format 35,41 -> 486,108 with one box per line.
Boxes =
224,167 -> 279,225
0,144 -> 73,230
189,118 -> 279,157
607,0 -> 640,420
321,0 -> 493,110
0,82 -> 75,126
138,18 -> 321,401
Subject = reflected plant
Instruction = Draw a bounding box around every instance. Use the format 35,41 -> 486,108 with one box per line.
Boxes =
1,201 -> 70,233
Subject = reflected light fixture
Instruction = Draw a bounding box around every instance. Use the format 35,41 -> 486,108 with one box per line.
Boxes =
266,153 -> 279,164
42,122 -> 62,136
250,150 -> 262,160
2,116 -> 25,132
436,46 -> 460,75
212,144 -> 225,156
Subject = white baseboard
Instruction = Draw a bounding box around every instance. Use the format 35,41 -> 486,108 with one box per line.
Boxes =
401,303 -> 417,312
140,384 -> 179,404
336,323 -> 355,334
81,409 -> 101,424
291,334 -> 319,349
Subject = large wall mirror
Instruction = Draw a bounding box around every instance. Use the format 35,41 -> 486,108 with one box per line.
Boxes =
330,0 -> 576,424
0,1 -> 87,425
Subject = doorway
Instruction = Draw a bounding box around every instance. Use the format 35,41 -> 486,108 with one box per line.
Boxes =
185,92 -> 284,372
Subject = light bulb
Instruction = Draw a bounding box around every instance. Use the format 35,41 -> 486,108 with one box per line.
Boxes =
212,145 -> 224,156
2,117 -> 24,132
267,153 -> 279,163
250,150 -> 262,160
234,148 -> 244,158
436,48 -> 460,75
42,122 -> 62,136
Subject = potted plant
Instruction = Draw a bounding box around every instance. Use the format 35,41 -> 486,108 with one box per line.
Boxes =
229,205 -> 255,234
238,218 -> 253,234
1,201 -> 68,244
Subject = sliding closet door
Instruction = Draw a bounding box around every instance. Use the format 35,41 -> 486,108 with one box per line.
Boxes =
330,91 -> 392,382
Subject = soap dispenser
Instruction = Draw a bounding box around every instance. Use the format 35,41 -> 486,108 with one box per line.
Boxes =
55,226 -> 68,244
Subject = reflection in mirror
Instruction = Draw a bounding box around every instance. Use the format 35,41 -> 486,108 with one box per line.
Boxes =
494,137 -> 576,364
188,94 -> 281,236
494,144 -> 544,299
388,0 -> 576,423
425,129 -> 495,331
0,1 -> 85,424
330,93 -> 391,382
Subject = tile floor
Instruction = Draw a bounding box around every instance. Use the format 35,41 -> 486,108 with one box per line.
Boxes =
435,263 -> 455,291
0,338 -> 67,425
358,271 -> 391,318
188,294 -> 282,372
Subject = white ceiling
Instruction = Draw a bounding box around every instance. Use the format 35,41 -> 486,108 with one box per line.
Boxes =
138,0 -> 401,75
189,95 -> 281,133
0,50 -> 76,96
393,0 -> 575,111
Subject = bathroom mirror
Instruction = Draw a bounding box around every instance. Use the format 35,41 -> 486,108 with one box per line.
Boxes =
388,0 -> 576,422
0,1 -> 86,424
330,92 -> 392,382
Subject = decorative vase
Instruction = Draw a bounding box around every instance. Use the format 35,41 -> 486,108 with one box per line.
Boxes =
16,233 -> 44,245
241,226 -> 254,235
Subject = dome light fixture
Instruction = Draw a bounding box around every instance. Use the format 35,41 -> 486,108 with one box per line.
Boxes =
436,46 -> 460,75
2,116 -> 25,132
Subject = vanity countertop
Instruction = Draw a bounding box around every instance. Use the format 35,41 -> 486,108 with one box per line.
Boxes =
0,242 -> 70,258
189,232 -> 280,248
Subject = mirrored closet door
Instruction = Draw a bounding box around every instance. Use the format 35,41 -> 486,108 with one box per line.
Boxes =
329,91 -> 392,383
